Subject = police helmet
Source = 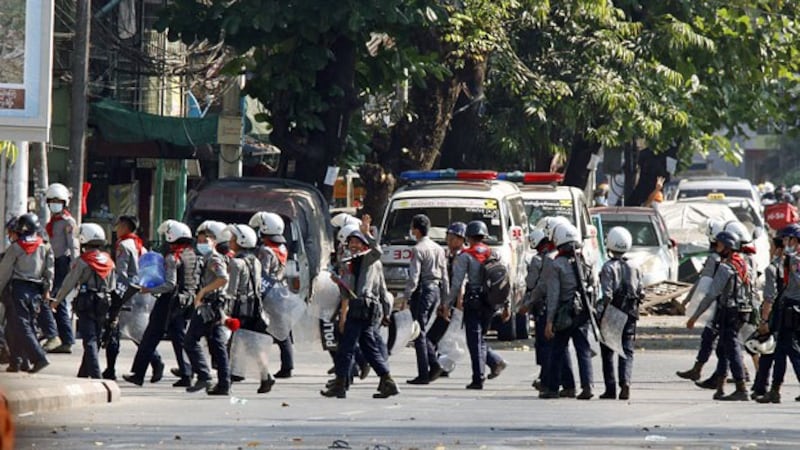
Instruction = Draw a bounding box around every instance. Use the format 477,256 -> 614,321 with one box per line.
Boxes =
744,333 -> 776,355
45,183 -> 71,202
552,222 -> 581,248
705,219 -> 725,243
446,222 -> 467,239
15,213 -> 40,236
227,224 -> 258,249
715,230 -> 739,251
779,223 -> 800,240
606,227 -> 633,253
724,220 -> 752,245
79,223 -> 107,245
529,228 -> 548,248
157,220 -> 192,243
465,221 -> 488,238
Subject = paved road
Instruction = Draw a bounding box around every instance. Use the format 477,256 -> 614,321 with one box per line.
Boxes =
14,318 -> 800,449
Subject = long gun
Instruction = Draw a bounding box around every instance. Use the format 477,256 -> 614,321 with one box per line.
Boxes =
571,252 -> 600,342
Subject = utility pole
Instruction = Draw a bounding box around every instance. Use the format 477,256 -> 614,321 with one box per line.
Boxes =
218,80 -> 243,178
30,142 -> 50,225
68,0 -> 91,223
7,142 -> 29,218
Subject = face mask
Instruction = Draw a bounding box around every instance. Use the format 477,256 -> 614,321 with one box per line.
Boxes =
197,243 -> 212,256
48,202 -> 63,214
408,230 -> 417,242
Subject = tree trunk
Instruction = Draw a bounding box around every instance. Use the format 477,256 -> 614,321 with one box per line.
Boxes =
438,59 -> 487,169
562,136 -> 601,190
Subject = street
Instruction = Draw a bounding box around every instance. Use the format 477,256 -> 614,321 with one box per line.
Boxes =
13,317 -> 800,449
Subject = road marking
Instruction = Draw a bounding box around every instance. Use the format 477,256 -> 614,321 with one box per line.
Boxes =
340,410 -> 366,416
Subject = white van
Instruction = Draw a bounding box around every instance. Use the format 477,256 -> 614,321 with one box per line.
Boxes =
378,170 -> 529,340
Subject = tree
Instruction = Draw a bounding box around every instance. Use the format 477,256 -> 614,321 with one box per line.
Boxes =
156,0 -> 446,189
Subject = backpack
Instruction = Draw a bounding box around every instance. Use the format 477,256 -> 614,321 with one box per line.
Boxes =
480,252 -> 511,309
610,260 -> 642,319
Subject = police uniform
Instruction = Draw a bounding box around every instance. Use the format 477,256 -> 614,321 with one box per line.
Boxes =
104,234 -> 163,380
325,232 -> 396,398
444,244 -> 504,388
258,242 -> 294,377
752,253 -> 783,398
763,252 -> 800,399
405,236 -> 448,382
695,253 -> 723,371
46,212 -> 79,349
544,251 -> 594,398
0,234 -> 54,372
54,252 -> 116,378
689,253 -> 750,398
126,245 -> 200,385
184,250 -> 230,393
599,256 -> 644,398
526,248 -> 576,393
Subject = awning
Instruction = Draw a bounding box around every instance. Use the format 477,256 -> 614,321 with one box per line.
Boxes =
89,99 -> 219,147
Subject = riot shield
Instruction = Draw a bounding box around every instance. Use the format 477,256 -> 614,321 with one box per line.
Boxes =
118,293 -> 155,343
309,271 -> 342,320
436,308 -> 467,372
389,309 -> 414,355
230,329 -> 273,379
599,304 -> 628,359
263,285 -> 305,341
687,276 -> 716,326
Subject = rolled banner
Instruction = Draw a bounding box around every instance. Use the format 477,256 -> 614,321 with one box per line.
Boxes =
436,309 -> 467,373
230,329 -> 273,380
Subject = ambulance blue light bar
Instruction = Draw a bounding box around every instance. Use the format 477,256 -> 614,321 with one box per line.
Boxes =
497,171 -> 564,184
399,169 -> 498,181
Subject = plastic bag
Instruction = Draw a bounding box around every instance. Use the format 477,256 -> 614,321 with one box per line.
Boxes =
263,284 -> 305,341
138,252 -> 165,288
230,329 -> 273,379
118,293 -> 155,343
308,271 -> 341,320
437,309 -> 467,372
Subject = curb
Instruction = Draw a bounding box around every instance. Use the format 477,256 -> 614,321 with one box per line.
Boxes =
0,375 -> 121,416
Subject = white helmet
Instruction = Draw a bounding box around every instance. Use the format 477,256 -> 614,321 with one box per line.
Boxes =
196,220 -> 227,240
724,220 -> 752,245
744,334 -> 776,355
763,182 -> 775,194
791,185 -> 800,195
552,222 -> 580,247
537,216 -> 571,240
227,224 -> 258,248
249,212 -> 284,236
78,223 -> 106,245
529,228 -> 548,248
705,219 -> 726,242
338,223 -> 361,245
331,213 -> 361,229
157,220 -> 192,243
606,227 -> 633,253
46,183 -> 71,202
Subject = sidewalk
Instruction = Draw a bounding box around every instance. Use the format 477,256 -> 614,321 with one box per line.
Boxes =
0,351 -> 121,416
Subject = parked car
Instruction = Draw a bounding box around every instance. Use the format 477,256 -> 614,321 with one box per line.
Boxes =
184,178 -> 334,302
671,176 -> 761,210
590,207 -> 679,287
378,170 -> 529,340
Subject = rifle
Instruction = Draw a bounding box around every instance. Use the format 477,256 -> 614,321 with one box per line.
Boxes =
100,285 -> 141,348
570,251 -> 600,343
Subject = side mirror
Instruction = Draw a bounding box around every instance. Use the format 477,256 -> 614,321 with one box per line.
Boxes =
668,238 -> 677,249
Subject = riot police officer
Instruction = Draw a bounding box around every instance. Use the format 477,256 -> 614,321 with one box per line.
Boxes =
321,226 -> 398,399
0,213 -> 54,373
124,220 -> 201,387
598,227 -> 644,400
44,183 -> 79,354
405,214 -> 448,385
687,230 -> 751,401
443,221 -> 509,390
751,232 -> 786,400
184,221 -> 231,395
52,224 -> 116,379
543,222 -> 594,400
249,212 -> 294,379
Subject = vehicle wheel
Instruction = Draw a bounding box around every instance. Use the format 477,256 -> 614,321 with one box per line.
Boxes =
514,312 -> 530,339
494,314 -> 517,341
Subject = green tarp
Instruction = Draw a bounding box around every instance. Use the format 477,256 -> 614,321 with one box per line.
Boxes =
89,99 -> 218,146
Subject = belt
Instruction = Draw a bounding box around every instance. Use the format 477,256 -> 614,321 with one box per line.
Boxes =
11,279 -> 43,287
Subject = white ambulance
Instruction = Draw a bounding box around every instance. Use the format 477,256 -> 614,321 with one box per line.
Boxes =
378,170 -> 530,340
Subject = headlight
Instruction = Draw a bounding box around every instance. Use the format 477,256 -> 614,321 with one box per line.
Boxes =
384,266 -> 409,281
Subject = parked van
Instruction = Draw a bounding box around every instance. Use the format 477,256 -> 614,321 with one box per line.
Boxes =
378,170 -> 529,340
184,178 -> 334,302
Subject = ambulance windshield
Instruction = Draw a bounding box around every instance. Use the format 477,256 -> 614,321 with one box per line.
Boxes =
381,198 -> 503,245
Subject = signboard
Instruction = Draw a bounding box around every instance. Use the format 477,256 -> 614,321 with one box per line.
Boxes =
0,0 -> 54,141
216,115 -> 242,145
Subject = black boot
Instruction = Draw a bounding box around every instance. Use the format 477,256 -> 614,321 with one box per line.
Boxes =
676,361 -> 704,381
599,386 -> 616,399
720,381 -> 749,401
712,376 -> 726,400
257,377 -> 275,394
757,385 -> 781,404
373,374 -> 399,398
577,386 -> 593,400
321,377 -> 347,398
619,385 -> 630,400
696,373 -> 722,390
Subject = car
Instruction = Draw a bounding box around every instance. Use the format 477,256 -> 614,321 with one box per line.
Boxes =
590,206 -> 679,287
378,170 -> 529,340
671,176 -> 761,209
184,178 -> 334,302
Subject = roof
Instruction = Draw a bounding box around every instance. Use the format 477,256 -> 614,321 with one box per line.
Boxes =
519,185 -> 581,201
677,177 -> 752,187
393,180 -> 520,199
589,206 -> 657,215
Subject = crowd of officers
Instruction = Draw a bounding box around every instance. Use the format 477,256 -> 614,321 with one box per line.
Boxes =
1,183 -> 799,403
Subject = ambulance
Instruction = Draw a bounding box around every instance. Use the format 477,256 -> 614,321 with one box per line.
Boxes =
378,170 -> 531,340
